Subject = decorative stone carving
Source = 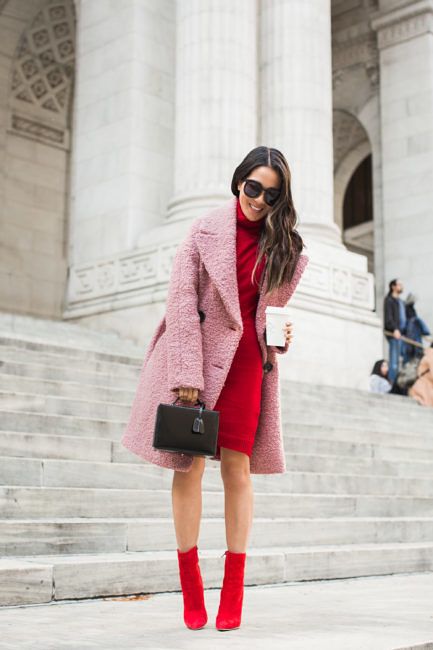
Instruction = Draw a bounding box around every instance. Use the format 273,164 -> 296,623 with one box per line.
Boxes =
68,246 -> 181,305
9,0 -> 75,148
11,113 -> 66,146
331,0 -> 379,93
371,1 -> 433,49
365,60 -> 379,89
67,242 -> 374,312
301,259 -> 374,309
332,33 -> 377,71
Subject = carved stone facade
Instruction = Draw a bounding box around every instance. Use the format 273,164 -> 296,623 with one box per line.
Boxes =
1,0 -> 432,389
0,0 -> 75,317
10,0 -> 75,148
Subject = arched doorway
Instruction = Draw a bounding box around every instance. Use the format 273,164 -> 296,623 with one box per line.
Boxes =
333,110 -> 374,274
0,0 -> 76,318
342,154 -> 374,270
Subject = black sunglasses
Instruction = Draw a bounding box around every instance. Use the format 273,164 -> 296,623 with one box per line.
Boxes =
242,178 -> 281,206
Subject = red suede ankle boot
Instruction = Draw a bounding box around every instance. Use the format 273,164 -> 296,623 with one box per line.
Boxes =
215,550 -> 247,631
176,545 -> 208,630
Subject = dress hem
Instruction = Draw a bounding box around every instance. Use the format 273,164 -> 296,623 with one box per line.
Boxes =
213,433 -> 256,458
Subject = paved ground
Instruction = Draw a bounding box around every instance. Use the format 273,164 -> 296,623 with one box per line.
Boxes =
1,572 -> 433,649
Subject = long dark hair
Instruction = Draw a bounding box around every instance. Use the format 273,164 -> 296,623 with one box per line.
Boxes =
388,278 -> 398,295
231,146 -> 305,293
371,359 -> 388,378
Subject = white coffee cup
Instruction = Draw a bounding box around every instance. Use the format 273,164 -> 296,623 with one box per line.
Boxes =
265,306 -> 290,347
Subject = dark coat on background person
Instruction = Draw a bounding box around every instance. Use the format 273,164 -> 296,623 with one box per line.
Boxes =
120,196 -> 309,474
384,294 -> 401,337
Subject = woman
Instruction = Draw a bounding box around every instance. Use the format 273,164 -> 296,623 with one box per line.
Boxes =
408,343 -> 433,407
121,146 -> 309,631
369,359 -> 392,394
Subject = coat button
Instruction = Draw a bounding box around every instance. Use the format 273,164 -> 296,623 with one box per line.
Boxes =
263,361 -> 273,373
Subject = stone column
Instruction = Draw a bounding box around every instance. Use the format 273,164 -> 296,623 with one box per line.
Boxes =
260,0 -> 341,245
166,0 -> 258,222
371,0 -> 433,328
257,0 -> 382,389
68,0 -> 175,266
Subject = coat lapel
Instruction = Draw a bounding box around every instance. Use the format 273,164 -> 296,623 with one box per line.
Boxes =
195,197 -> 242,328
195,196 -> 309,362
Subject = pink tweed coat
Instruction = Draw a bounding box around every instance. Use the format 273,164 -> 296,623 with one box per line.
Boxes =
121,196 -> 309,473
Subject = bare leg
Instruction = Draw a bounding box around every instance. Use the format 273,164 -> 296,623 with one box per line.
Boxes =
220,447 -> 254,553
172,456 -> 206,552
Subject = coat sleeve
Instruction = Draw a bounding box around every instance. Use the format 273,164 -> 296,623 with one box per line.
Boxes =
165,220 -> 204,392
267,253 -> 309,355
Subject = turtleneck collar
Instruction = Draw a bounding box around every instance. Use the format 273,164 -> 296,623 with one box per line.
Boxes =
236,197 -> 266,231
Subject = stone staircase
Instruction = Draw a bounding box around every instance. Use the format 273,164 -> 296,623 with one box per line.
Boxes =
1,314 -> 433,607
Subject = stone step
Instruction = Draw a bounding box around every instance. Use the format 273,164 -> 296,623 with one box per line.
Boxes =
2,486 -> 433,519
250,471 -> 433,496
0,411 -> 433,463
282,423 -> 433,450
2,541 -> 433,606
3,455 -> 433,494
281,391 -> 430,419
0,347 -> 141,378
0,312 -> 143,354
8,442 -> 433,481
2,516 -> 433,557
0,431 -> 113,462
0,410 -> 123,437
0,373 -> 134,403
3,430 -> 433,467
0,388 -> 414,435
281,397 -> 433,426
0,344 -> 426,422
2,404 -> 432,447
114,436 -> 433,464
0,390 -> 131,421
282,380 -> 414,407
0,337 -> 143,367
0,456 -> 218,491
282,452 -> 433,477
3,388 -> 433,436
0,360 -> 138,390
281,377 -> 431,401
1,364 -> 427,426
282,411 -> 433,435
1,359 -> 429,434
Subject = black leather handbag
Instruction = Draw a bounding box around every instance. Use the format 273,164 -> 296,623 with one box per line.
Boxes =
153,397 -> 219,457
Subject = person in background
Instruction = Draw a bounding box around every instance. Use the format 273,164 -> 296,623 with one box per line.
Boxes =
402,293 -> 431,363
369,359 -> 392,394
408,343 -> 433,407
384,278 -> 406,384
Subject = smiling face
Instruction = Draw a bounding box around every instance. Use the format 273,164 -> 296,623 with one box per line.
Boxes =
237,166 -> 281,221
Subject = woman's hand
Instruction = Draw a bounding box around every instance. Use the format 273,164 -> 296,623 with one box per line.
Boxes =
176,387 -> 199,403
283,321 -> 293,345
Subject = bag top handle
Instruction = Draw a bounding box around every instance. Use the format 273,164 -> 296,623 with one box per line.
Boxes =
172,397 -> 206,411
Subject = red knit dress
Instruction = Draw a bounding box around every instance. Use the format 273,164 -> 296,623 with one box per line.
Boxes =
213,197 -> 267,458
